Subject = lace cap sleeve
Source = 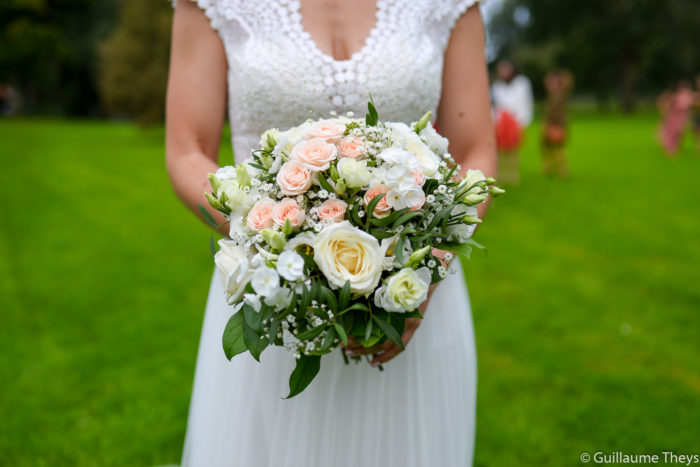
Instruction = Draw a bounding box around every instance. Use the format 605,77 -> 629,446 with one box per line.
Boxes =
172,0 -> 225,32
429,0 -> 484,50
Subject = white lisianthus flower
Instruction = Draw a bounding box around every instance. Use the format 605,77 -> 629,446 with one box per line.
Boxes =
214,239 -> 253,304
374,267 -> 431,313
313,221 -> 391,294
214,165 -> 238,181
446,205 -> 478,242
385,165 -> 417,193
387,123 -> 441,176
419,125 -> 449,155
459,169 -> 486,192
377,147 -> 421,170
276,250 -> 305,281
251,267 -> 280,297
283,232 -> 317,252
264,286 -> 294,311
387,185 -> 425,211
259,128 -> 280,151
243,293 -> 261,312
336,157 -> 371,188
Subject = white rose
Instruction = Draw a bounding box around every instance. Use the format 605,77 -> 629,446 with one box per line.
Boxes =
446,205 -> 478,242
374,267 -> 431,313
276,250 -> 305,281
251,267 -> 280,298
313,221 -> 391,295
214,239 -> 253,304
419,125 -> 449,155
336,157 -> 371,188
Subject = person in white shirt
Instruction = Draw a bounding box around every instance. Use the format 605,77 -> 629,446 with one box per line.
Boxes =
492,60 -> 533,185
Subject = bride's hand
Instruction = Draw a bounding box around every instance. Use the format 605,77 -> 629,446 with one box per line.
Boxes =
344,283 -> 437,366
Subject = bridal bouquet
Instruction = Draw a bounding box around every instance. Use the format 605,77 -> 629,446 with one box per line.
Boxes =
201,102 -> 503,397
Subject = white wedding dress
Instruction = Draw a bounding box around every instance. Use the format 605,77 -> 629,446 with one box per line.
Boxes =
178,1 -> 481,465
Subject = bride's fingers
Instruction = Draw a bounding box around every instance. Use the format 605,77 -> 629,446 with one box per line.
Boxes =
370,345 -> 402,366
347,340 -> 392,356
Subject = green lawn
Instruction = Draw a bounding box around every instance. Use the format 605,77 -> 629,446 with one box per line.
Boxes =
1,113 -> 698,466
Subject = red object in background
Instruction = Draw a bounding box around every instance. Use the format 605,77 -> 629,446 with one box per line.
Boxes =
494,110 -> 523,152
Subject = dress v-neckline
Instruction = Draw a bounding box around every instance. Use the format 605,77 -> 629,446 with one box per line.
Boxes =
293,0 -> 385,65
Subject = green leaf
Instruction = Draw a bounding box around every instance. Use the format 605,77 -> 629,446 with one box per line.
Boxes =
320,327 -> 337,351
297,324 -> 327,340
373,314 -> 405,350
339,280 -> 351,309
364,317 -> 373,342
365,193 -> 386,224
285,354 -> 322,399
198,202 -> 218,228
242,319 -> 269,361
334,322 -> 348,345
242,304 -> 262,332
222,311 -> 247,360
320,285 -> 338,312
439,241 -> 474,260
365,99 -> 379,126
268,317 -> 280,343
340,302 -> 370,314
317,171 -> 335,193
395,236 -> 406,265
349,202 -> 363,226
369,228 -> 396,239
311,278 -> 320,301
392,211 -> 422,228
209,236 -> 217,259
299,285 -> 311,313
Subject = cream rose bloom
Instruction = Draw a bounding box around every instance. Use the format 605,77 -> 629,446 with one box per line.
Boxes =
291,138 -> 338,171
276,160 -> 313,195
214,239 -> 253,304
303,119 -> 346,142
337,136 -> 366,159
337,157 -> 371,188
374,267 -> 431,313
316,199 -> 347,223
272,198 -> 305,229
313,221 -> 391,295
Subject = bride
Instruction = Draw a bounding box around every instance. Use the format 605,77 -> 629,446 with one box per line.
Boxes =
166,0 -> 496,465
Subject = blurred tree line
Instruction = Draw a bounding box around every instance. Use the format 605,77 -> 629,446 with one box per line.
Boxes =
0,0 -> 171,124
489,0 -> 700,111
1,0 -> 698,120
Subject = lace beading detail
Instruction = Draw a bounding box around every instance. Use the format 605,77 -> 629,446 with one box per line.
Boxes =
182,0 -> 481,161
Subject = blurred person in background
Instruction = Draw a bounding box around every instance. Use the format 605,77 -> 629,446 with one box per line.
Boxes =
541,69 -> 573,179
656,80 -> 693,157
492,60 -> 533,185
0,84 -> 18,117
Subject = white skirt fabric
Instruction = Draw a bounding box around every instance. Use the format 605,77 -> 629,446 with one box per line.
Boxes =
181,266 -> 477,467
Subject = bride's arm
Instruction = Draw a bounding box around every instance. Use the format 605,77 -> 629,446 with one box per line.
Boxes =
437,4 -> 498,221
349,5 -> 497,366
166,1 -> 229,232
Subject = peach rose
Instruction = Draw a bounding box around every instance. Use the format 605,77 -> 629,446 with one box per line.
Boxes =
246,198 -> 276,231
411,169 -> 426,187
317,199 -> 348,223
337,136 -> 366,159
303,119 -> 346,142
291,138 -> 338,172
363,184 -> 392,218
276,160 -> 312,196
272,198 -> 305,229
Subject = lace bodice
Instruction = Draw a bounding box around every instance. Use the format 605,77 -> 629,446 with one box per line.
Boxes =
179,0 -> 481,161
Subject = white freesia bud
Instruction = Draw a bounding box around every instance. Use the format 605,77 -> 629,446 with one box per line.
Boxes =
446,205 -> 478,242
